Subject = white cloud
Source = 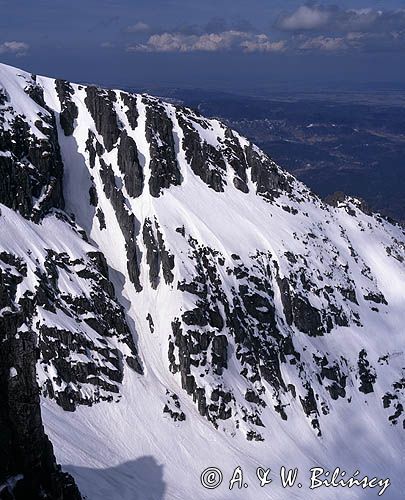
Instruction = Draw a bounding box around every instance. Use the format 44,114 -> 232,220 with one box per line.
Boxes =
278,5 -> 405,35
192,32 -> 238,51
126,21 -> 150,33
127,31 -> 286,53
130,33 -> 190,52
299,35 -> 347,51
241,36 -> 287,53
0,41 -> 29,56
279,6 -> 330,31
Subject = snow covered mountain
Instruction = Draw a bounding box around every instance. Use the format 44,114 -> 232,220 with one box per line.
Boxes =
0,62 -> 404,499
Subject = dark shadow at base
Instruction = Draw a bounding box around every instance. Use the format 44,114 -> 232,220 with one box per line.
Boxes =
65,456 -> 166,500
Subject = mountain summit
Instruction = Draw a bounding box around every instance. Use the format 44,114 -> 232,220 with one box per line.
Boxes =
0,62 -> 404,499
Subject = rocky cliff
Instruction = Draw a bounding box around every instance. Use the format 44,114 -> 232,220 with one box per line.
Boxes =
0,62 -> 404,499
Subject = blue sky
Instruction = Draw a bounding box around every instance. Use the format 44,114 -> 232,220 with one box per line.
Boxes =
1,0 -> 405,90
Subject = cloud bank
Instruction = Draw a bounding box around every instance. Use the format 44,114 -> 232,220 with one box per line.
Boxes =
277,4 -> 405,35
128,31 -> 286,53
0,41 -> 29,56
120,6 -> 405,55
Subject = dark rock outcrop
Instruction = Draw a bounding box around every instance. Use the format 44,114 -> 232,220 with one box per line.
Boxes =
84,86 -> 120,152
142,218 -> 174,289
117,130 -> 143,198
177,110 -> 226,192
120,92 -> 139,130
245,145 -> 291,201
55,79 -> 78,136
0,96 -> 65,221
358,349 -> 376,394
0,269 -> 82,500
144,98 -> 182,197
99,159 -> 142,290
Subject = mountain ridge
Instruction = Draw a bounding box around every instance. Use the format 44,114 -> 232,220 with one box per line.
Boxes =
0,62 -> 404,499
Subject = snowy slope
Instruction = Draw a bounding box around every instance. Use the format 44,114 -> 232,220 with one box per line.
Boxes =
1,62 -> 405,499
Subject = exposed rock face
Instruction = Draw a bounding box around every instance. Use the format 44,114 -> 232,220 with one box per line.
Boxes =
142,217 -> 174,289
120,92 -> 139,129
99,159 -> 142,290
0,267 -> 81,500
0,236 -> 143,413
163,391 -> 186,422
0,68 -> 148,496
177,109 -> 227,192
84,86 -> 120,152
117,130 -> 143,198
358,349 -> 376,394
1,63 -> 405,499
245,144 -> 292,201
55,80 -> 78,136
36,248 -> 143,411
382,375 -> 405,427
0,208 -> 143,496
143,97 -> 182,197
325,191 -> 372,216
0,83 -> 64,221
0,71 -> 83,496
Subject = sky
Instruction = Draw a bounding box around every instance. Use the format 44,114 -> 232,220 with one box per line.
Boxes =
1,0 -> 405,91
